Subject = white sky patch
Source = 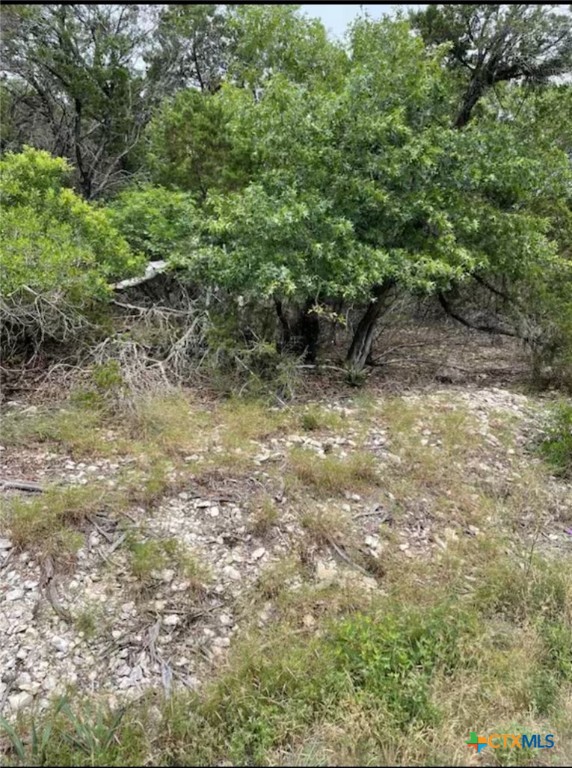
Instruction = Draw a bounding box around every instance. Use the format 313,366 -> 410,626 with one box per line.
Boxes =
300,4 -> 425,39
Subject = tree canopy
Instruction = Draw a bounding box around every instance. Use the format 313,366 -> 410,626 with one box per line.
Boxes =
1,3 -> 571,381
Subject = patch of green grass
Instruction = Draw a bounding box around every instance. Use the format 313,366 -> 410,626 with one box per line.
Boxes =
299,406 -> 345,433
1,485 -> 111,558
74,606 -> 105,640
126,535 -> 210,592
0,407 -> 117,457
287,449 -> 379,496
247,493 -> 280,537
537,401 -> 572,477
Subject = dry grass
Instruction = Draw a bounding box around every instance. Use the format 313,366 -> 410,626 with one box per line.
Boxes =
287,448 -> 379,496
247,492 -> 281,537
2,484 -> 114,559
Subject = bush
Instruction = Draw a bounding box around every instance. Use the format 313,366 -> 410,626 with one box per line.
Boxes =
0,147 -> 143,356
107,185 -> 198,261
537,402 -> 572,478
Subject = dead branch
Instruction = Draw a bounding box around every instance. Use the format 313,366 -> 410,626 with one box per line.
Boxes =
438,291 -> 521,339
0,479 -> 44,493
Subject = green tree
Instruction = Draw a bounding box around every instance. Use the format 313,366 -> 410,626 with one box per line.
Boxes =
0,4 -> 160,198
174,18 -> 571,371
411,4 -> 572,127
146,4 -> 230,95
145,88 -> 252,198
107,185 -> 198,261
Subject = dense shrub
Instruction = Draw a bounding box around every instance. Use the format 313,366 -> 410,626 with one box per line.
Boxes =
0,147 -> 143,355
107,185 -> 198,262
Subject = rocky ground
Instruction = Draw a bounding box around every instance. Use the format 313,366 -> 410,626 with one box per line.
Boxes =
1,373 -> 570,723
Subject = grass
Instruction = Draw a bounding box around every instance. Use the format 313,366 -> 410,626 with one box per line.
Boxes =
126,535 -> 211,593
5,557 -> 570,766
299,405 -> 346,433
247,492 -> 280,536
1,485 -> 110,559
0,406 -> 121,458
2,389 -> 572,766
287,448 -> 379,496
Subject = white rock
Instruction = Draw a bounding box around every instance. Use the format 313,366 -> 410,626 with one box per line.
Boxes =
0,538 -> 12,550
51,636 -> 69,653
9,692 -> 33,710
15,672 -> 32,689
223,566 -> 241,581
163,614 -> 180,626
316,562 -> 337,586
5,588 -> 25,601
43,676 -> 57,691
251,547 -> 266,561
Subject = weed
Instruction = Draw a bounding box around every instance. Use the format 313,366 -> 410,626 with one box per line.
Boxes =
248,493 -> 280,536
537,401 -> 572,477
74,607 -> 102,640
299,406 -> 344,433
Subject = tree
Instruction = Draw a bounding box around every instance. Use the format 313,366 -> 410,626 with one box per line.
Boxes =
146,4 -> 230,95
144,5 -> 345,201
411,4 -> 572,127
107,185 -> 198,261
0,4 -> 160,198
145,88 -> 252,198
173,17 -> 571,372
0,147 -> 142,354
227,4 -> 348,93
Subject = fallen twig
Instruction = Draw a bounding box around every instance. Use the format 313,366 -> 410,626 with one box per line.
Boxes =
0,479 -> 44,493
326,536 -> 371,576
354,507 -> 391,523
40,556 -> 73,624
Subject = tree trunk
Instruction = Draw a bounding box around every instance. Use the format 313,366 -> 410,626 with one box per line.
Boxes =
454,76 -> 485,129
291,299 -> 320,363
346,282 -> 394,372
274,299 -> 291,352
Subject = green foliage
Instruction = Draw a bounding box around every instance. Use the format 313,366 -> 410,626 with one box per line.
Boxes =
146,88 -> 251,197
0,4 -> 155,198
331,605 -> 472,726
537,402 -> 572,478
412,4 -> 572,127
177,18 -> 565,327
0,147 -> 142,354
227,4 -> 348,92
1,147 -> 141,284
107,185 -> 197,260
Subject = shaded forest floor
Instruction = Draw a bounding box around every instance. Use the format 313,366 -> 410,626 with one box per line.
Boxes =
1,323 -> 571,766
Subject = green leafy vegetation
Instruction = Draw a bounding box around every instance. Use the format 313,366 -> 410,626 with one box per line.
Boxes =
538,402 -> 572,478
1,4 -> 572,766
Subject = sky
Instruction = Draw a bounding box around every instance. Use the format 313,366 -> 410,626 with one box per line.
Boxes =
300,4 -> 424,38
